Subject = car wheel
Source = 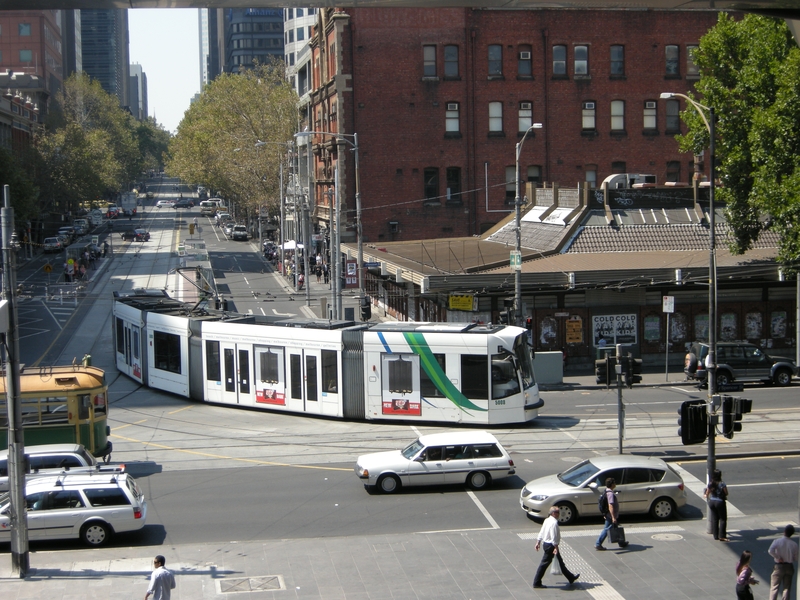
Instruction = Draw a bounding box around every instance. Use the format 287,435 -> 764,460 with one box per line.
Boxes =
467,471 -> 491,490
377,474 -> 401,494
81,522 -> 111,547
554,502 -> 577,525
716,371 -> 732,386
650,497 -> 676,520
774,369 -> 792,387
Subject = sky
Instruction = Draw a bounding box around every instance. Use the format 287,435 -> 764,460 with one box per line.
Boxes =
128,9 -> 201,135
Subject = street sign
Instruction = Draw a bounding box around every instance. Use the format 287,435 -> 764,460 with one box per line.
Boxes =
43,263 -> 53,274
717,383 -> 745,392
663,295 -> 675,313
363,262 -> 380,268
510,251 -> 521,271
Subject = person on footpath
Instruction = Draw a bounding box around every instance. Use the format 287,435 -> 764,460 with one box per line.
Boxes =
736,550 -> 759,600
704,469 -> 729,541
768,524 -> 798,600
532,506 -> 580,589
145,554 -> 176,600
595,477 -> 628,550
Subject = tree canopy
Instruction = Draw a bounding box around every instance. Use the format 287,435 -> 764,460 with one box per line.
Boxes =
167,60 -> 298,217
679,13 -> 800,267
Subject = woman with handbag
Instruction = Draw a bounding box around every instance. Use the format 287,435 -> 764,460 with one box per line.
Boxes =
735,550 -> 758,600
704,469 -> 729,541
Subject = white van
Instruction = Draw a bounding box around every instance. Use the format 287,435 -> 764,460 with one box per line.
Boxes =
199,200 -> 218,216
73,218 -> 89,235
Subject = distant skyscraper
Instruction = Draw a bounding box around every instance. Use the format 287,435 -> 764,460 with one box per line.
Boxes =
224,8 -> 284,74
81,9 -> 130,108
62,10 -> 83,78
198,8 -> 210,88
207,8 -> 224,81
129,63 -> 148,121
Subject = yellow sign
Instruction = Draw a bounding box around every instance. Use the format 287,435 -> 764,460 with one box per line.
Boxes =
43,263 -> 53,273
448,294 -> 475,311
566,316 -> 583,344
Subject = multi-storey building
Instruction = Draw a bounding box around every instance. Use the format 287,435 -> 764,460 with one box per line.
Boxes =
129,62 -> 148,121
81,9 -> 130,108
284,7 -> 316,98
224,8 -> 284,74
307,8 -> 722,244
0,9 -> 63,101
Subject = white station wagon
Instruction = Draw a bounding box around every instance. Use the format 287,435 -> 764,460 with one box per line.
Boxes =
355,431 -> 515,493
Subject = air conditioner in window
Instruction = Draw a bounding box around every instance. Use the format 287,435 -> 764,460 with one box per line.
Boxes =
519,51 -> 531,60
583,102 -> 596,110
520,102 -> 532,110
645,101 -> 657,109
447,103 -> 459,111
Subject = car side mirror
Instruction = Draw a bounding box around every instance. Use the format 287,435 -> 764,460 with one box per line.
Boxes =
588,482 -> 598,490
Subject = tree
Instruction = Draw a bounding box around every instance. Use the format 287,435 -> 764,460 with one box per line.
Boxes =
167,60 -> 298,217
135,117 -> 171,175
678,14 -> 800,267
0,145 -> 38,223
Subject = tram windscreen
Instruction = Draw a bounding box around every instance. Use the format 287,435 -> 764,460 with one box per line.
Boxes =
514,334 -> 536,389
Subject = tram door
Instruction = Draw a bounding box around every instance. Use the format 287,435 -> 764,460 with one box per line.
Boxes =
287,348 -> 323,415
116,319 -> 143,383
220,343 -> 254,405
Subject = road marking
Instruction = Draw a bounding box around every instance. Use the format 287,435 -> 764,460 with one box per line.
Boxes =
671,463 -> 744,517
727,480 -> 800,488
243,277 -> 249,285
168,405 -> 194,415
260,308 -> 266,315
466,490 -> 500,529
272,309 -> 295,316
112,419 -> 148,431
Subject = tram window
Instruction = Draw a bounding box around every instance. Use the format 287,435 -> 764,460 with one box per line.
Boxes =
290,354 -> 302,399
78,394 -> 90,420
30,397 -> 69,425
133,329 -> 140,360
259,349 -> 280,383
420,354 -> 446,398
239,349 -> 250,394
461,355 -> 489,400
388,357 -> 412,393
206,340 -> 221,382
306,355 -> 318,401
153,331 -> 182,374
93,393 -> 107,416
321,350 -> 338,393
116,318 -> 125,353
491,356 -> 520,400
224,349 -> 235,392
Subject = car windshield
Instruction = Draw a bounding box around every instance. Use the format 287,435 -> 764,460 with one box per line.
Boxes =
401,439 -> 424,459
558,459 -> 600,487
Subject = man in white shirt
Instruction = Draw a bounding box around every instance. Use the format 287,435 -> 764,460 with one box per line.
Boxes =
532,506 -> 580,589
145,555 -> 176,600
769,524 -> 798,600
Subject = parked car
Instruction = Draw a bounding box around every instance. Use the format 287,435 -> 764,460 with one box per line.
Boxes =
43,237 -> 63,253
355,431 -> 515,494
156,200 -> 174,208
57,226 -> 76,244
121,229 -> 150,241
223,222 -> 236,237
231,225 -> 249,241
0,471 -> 147,547
684,341 -> 797,387
106,205 -> 120,219
519,455 -> 687,525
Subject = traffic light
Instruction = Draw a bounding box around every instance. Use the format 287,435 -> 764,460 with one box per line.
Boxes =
678,399 -> 708,445
624,353 -> 643,388
360,295 -> 372,321
525,317 -> 533,330
721,395 -> 739,439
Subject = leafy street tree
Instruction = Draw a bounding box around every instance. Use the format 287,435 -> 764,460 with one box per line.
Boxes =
167,60 -> 298,218
136,117 -> 171,176
678,14 -> 800,267
0,145 -> 38,223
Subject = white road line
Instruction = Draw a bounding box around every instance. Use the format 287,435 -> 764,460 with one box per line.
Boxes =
727,480 -> 800,488
671,463 -> 744,517
466,490 -> 500,529
42,302 -> 66,331
260,308 -> 266,315
243,277 -> 249,284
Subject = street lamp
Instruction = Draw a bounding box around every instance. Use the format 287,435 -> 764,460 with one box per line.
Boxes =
661,91 -> 717,522
514,123 -> 543,326
256,140 -> 294,291
296,130 -> 362,319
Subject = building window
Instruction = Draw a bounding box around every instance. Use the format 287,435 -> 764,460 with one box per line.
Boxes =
489,101 -> 503,133
643,101 -> 657,130
488,44 -> 503,77
687,45 -> 699,77
446,167 -> 462,205
19,23 -> 32,36
611,161 -> 626,174
423,45 -> 436,77
666,99 -> 681,133
288,29 -> 294,43
445,102 -> 460,133
553,45 -> 566,75
297,28 -> 304,41
666,161 -> 681,183
296,8 -> 303,16
611,100 -> 625,131
444,45 -> 459,78
518,102 -> 532,133
582,101 -> 596,130
666,45 -> 680,76
505,166 -> 517,204
574,45 -> 588,75
288,8 -> 293,18
585,165 -> 597,187
527,165 -> 542,185
424,168 -> 440,204
518,45 -> 532,77
610,45 -> 624,76
19,49 -> 32,62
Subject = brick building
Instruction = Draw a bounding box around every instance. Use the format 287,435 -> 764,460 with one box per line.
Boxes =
306,7 -> 723,245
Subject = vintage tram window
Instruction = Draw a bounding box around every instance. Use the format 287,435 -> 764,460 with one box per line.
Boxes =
461,355 -> 489,400
306,355 -> 318,401
224,349 -> 235,392
420,354 -> 446,398
153,331 -> 181,374
388,356 -> 412,393
206,340 -> 221,381
116,318 -> 125,353
290,354 -> 302,399
93,392 -> 107,415
321,350 -> 337,393
259,349 -> 280,384
78,394 -> 91,420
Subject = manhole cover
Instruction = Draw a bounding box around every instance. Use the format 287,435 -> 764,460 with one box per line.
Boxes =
652,533 -> 683,541
217,575 -> 285,593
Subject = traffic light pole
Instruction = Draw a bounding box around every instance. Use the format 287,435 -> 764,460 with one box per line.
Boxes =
706,107 -> 718,535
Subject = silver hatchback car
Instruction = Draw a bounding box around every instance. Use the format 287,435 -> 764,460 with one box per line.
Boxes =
520,455 -> 687,524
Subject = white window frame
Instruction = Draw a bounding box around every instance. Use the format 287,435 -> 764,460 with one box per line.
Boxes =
489,101 -> 503,132
518,102 -> 532,132
446,103 -> 460,133
574,45 -> 588,75
611,100 -> 625,131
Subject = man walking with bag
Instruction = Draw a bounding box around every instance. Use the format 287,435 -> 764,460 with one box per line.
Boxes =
768,524 -> 798,600
595,477 -> 629,550
533,506 -> 580,589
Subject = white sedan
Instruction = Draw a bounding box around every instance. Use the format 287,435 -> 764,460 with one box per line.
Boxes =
156,200 -> 174,208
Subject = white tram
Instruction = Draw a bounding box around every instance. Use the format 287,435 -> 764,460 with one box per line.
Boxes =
112,291 -> 543,424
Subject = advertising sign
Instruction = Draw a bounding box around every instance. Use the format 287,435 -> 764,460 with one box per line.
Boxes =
448,294 -> 476,312
345,259 -> 358,288
592,314 -> 637,346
